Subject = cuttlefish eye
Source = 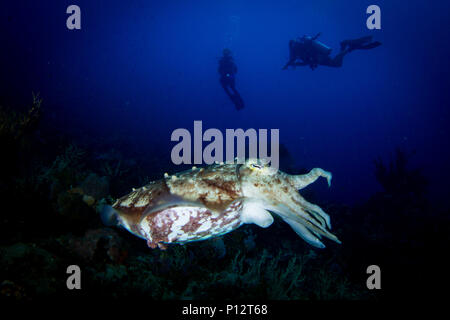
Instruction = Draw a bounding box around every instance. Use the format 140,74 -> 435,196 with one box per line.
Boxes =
250,163 -> 262,169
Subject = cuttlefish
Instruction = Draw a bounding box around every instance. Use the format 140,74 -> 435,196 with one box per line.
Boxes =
101,159 -> 341,249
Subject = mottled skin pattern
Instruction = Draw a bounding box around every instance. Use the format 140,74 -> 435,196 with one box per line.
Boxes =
109,159 -> 340,249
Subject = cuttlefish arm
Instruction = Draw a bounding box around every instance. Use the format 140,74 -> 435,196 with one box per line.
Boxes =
281,168 -> 339,248
290,168 -> 332,190
288,168 -> 333,228
240,162 -> 340,249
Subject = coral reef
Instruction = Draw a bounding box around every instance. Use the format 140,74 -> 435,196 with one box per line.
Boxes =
38,143 -> 87,197
69,228 -> 128,265
80,173 -> 110,200
0,92 -> 41,145
374,148 -> 428,200
0,93 -> 41,183
0,242 -> 62,298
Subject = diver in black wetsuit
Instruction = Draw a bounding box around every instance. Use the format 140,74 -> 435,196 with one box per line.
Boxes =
218,49 -> 244,110
282,34 -> 381,70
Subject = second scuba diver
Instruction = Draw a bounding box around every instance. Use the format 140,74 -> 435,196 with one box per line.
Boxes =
218,49 -> 245,110
282,33 -> 381,70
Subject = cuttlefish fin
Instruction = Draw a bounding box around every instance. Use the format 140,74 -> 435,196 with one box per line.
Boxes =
142,194 -> 214,218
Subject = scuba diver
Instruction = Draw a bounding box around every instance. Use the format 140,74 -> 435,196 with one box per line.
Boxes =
282,33 -> 381,70
218,48 -> 245,110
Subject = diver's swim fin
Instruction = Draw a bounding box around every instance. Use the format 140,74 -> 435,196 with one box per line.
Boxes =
358,41 -> 382,50
340,36 -> 377,52
232,93 -> 245,110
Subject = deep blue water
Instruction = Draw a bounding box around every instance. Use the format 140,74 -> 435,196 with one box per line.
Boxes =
1,0 -> 449,204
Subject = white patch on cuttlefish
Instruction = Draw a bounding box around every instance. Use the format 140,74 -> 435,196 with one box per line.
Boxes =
120,192 -> 140,207
167,209 -> 191,241
196,219 -> 212,233
134,219 -> 151,242
135,196 -> 150,207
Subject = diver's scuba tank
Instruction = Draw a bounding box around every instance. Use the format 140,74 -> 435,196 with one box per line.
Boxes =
301,35 -> 332,55
311,39 -> 332,55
